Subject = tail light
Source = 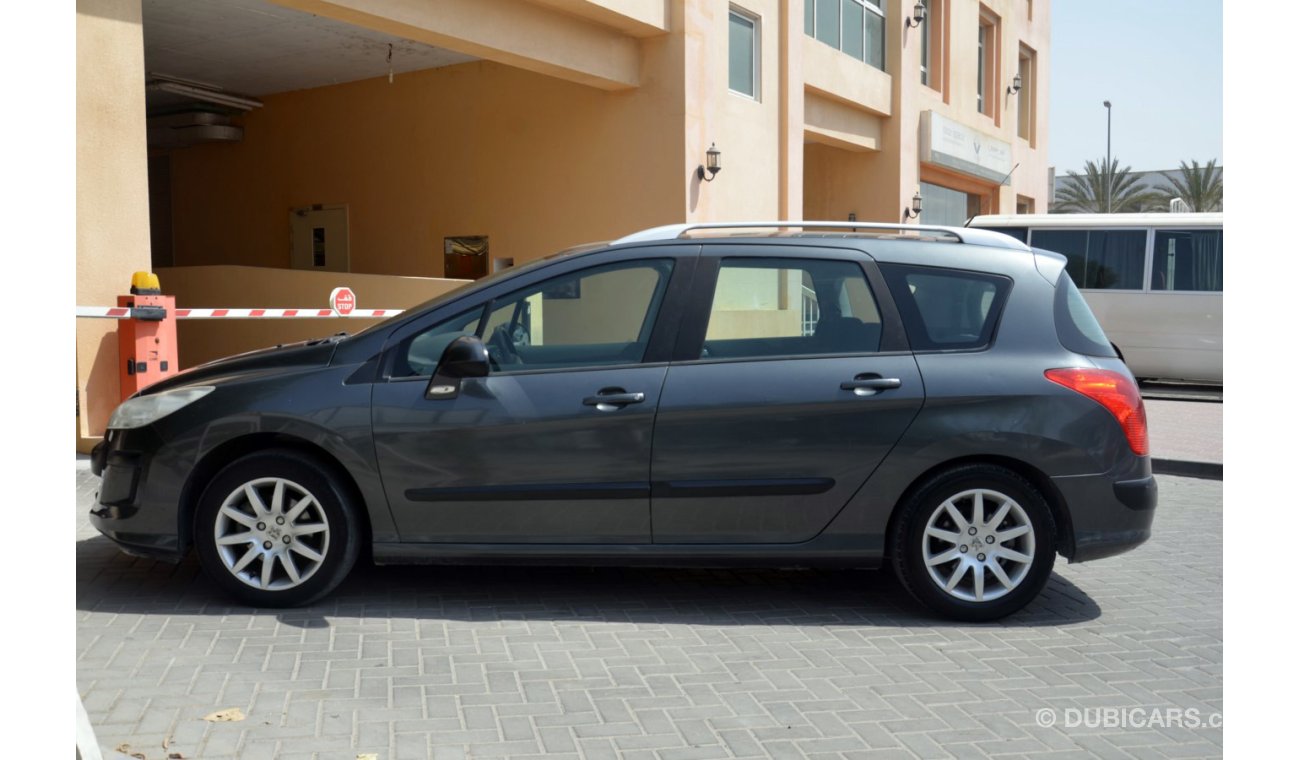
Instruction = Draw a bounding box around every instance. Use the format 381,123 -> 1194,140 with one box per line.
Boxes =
1045,368 -> 1149,456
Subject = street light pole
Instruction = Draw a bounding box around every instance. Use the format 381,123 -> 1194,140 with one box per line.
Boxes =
1103,100 -> 1112,213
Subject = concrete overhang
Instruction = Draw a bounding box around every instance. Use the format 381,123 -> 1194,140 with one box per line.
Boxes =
143,0 -> 478,102
802,36 -> 891,118
527,0 -> 669,38
273,0 -> 643,90
803,92 -> 882,152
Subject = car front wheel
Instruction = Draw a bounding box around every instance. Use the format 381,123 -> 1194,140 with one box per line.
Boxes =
891,464 -> 1056,622
194,449 -> 360,607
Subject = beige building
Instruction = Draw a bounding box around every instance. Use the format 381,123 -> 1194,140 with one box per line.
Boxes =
76,0 -> 1049,447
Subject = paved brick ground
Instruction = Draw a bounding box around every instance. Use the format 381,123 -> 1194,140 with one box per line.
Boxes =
1144,400 -> 1222,466
77,469 -> 1222,760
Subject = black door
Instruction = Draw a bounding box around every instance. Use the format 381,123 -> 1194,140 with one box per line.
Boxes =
372,253 -> 694,543
650,248 -> 924,543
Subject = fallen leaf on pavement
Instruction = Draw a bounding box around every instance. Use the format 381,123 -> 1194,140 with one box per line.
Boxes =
202,707 -> 246,722
357,754 -> 379,760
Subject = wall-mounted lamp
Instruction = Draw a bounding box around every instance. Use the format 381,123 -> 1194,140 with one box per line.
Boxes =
848,212 -> 857,222
906,2 -> 927,28
697,143 -> 722,182
902,190 -> 923,220
1007,72 -> 1023,96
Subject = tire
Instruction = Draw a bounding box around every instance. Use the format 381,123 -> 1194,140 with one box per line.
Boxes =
890,464 -> 1056,622
194,449 -> 361,607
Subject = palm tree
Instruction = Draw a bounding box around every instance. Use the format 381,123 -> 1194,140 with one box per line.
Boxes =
1163,159 -> 1222,212
1053,159 -> 1161,213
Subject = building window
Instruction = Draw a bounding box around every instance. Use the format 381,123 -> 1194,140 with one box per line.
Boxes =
729,8 -> 759,99
920,0 -> 946,93
1017,44 -> 1037,144
804,0 -> 885,72
920,0 -> 948,98
920,0 -> 930,85
921,181 -> 985,226
977,8 -> 1000,120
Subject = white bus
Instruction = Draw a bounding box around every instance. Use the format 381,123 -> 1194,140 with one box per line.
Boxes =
967,213 -> 1222,384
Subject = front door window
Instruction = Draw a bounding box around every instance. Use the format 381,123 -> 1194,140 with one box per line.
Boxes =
479,260 -> 674,372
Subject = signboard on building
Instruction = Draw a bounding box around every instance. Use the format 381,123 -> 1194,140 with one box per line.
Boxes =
920,111 -> 1013,184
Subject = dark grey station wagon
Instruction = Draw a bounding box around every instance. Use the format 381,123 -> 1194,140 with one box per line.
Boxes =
91,222 -> 1156,621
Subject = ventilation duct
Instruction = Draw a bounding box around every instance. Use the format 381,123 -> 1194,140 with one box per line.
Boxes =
145,74 -> 261,148
147,110 -> 245,149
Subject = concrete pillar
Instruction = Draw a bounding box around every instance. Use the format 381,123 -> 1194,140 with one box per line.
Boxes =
76,0 -> 153,450
778,0 -> 805,220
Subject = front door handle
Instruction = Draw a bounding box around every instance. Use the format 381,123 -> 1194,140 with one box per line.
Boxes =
840,376 -> 902,396
583,389 -> 646,411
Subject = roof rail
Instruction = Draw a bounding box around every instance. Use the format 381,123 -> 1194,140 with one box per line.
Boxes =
612,221 -> 1031,251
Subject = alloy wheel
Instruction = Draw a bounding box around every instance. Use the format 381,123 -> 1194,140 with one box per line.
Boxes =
921,488 -> 1036,603
213,477 -> 332,591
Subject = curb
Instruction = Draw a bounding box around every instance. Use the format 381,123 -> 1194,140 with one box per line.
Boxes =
1152,458 -> 1222,481
76,689 -> 103,760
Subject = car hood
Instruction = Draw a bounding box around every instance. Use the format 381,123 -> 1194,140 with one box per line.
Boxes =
140,335 -> 344,395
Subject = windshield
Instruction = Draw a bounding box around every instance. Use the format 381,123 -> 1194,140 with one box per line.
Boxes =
345,251 -> 580,340
345,278 -> 479,339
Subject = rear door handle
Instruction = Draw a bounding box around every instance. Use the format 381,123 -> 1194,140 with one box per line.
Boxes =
840,376 -> 902,396
583,389 -> 646,410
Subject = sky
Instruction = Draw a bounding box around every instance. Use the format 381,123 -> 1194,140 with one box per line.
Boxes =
1050,0 -> 1222,174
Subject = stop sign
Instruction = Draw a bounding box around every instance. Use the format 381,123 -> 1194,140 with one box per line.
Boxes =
329,287 -> 356,316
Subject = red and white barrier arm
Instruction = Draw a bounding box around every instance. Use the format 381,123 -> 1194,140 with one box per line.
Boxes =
76,306 -> 404,319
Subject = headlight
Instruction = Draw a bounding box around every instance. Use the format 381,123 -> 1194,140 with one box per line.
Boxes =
107,386 -> 216,430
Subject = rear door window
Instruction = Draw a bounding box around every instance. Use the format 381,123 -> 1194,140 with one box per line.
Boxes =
880,264 -> 1011,351
699,259 -> 883,359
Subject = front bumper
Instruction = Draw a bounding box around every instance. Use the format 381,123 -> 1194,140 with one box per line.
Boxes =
88,428 -> 186,562
1053,469 -> 1158,563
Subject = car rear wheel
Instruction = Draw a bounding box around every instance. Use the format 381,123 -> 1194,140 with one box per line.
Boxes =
195,449 -> 360,607
891,464 -> 1056,621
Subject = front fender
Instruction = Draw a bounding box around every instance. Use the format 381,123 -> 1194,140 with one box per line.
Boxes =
151,364 -> 395,550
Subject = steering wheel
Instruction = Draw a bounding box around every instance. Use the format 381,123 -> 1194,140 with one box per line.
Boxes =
487,324 -> 521,369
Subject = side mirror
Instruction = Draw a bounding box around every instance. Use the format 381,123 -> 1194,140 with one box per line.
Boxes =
425,335 -> 490,400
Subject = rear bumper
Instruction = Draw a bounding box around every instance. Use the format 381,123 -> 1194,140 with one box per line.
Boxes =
1053,471 -> 1158,563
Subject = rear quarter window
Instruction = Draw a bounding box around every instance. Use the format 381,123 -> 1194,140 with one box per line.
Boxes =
879,264 -> 1012,351
1054,272 -> 1117,357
